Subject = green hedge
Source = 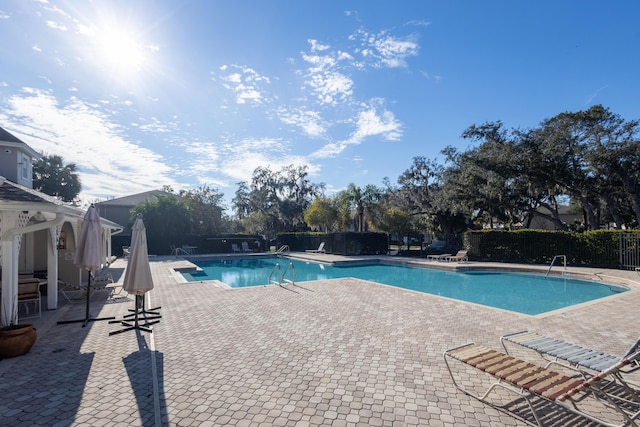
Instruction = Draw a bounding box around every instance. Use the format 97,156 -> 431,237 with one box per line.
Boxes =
464,229 -> 638,268
276,232 -> 388,255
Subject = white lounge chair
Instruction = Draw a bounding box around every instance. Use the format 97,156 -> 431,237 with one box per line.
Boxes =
231,243 -> 241,253
306,242 -> 326,253
444,250 -> 468,262
241,241 -> 252,253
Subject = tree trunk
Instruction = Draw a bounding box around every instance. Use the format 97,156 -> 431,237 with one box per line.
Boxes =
602,193 -> 622,229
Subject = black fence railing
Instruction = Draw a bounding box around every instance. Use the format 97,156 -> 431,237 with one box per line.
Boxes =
465,231 -> 640,270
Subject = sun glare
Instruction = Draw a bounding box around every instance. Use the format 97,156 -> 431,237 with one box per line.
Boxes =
94,26 -> 147,76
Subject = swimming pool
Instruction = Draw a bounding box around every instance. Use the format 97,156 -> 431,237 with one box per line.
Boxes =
180,257 -> 628,315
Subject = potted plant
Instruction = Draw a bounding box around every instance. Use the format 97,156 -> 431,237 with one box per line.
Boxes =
0,323 -> 37,358
0,281 -> 38,358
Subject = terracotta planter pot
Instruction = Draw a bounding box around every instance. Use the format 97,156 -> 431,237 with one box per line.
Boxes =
0,324 -> 37,358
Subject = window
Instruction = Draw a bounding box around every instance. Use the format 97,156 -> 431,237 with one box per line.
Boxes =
21,153 -> 30,180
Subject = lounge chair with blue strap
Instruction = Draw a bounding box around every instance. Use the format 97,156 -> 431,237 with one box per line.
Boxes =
501,331 -> 640,375
444,342 -> 640,427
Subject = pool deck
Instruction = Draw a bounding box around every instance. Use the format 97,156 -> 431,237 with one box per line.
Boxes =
2,253 -> 640,426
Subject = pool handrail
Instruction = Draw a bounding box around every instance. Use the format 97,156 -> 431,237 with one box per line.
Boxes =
268,263 -> 280,285
281,262 -> 295,286
546,254 -> 567,277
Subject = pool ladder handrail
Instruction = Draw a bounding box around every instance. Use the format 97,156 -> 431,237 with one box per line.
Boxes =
267,262 -> 295,286
281,262 -> 295,286
277,245 -> 290,253
268,263 -> 281,285
546,254 -> 567,278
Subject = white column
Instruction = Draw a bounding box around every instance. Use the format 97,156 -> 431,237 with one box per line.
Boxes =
1,237 -> 19,326
47,227 -> 58,310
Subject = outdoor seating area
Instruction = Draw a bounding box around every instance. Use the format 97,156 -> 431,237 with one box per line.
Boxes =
2,257 -> 640,426
426,249 -> 468,262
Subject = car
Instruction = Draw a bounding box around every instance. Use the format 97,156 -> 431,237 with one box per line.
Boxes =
424,241 -> 457,255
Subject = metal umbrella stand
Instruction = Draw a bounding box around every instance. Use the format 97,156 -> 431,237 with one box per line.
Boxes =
58,205 -> 116,327
110,215 -> 161,335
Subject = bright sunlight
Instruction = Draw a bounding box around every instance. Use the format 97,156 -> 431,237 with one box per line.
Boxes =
93,25 -> 148,77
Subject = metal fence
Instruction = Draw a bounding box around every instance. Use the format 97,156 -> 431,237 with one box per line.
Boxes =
465,231 -> 640,270
620,233 -> 640,269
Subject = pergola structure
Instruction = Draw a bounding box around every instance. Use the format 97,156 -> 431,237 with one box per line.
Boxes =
0,177 -> 122,326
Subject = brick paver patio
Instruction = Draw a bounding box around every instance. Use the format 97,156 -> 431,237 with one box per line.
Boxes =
1,255 -> 639,426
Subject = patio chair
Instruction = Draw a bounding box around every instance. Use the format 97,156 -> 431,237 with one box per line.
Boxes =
241,241 -> 252,253
305,242 -> 326,253
170,245 -> 188,256
444,342 -> 640,427
444,250 -> 468,262
90,270 -> 121,299
501,330 -> 640,375
59,280 -> 82,303
231,243 -> 241,253
18,279 -> 42,319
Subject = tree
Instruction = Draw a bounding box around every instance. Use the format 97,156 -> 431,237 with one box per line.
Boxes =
378,208 -> 413,249
304,197 -> 338,232
233,165 -> 323,235
180,185 -> 230,235
131,195 -> 190,252
32,155 -> 81,202
339,183 -> 382,232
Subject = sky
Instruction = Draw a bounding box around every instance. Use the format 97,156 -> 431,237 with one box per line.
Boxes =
0,1 -> 639,211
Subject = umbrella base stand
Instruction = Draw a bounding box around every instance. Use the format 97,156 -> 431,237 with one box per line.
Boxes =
58,316 -> 117,327
109,295 -> 161,336
58,277 -> 116,327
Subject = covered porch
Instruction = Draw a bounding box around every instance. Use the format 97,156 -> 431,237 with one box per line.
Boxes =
0,177 -> 122,326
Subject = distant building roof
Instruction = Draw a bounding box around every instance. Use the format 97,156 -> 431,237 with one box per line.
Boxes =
0,126 -> 42,158
0,126 -> 23,144
95,190 -> 176,207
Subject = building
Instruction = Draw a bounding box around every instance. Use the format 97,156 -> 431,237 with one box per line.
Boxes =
0,126 -> 122,326
95,190 -> 176,255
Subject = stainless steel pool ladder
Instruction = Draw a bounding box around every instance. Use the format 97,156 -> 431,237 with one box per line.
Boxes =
281,262 -> 295,286
277,245 -> 290,254
268,263 -> 281,285
267,262 -> 295,286
546,254 -> 567,277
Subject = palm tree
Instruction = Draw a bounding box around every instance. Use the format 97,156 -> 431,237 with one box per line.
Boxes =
343,183 -> 381,232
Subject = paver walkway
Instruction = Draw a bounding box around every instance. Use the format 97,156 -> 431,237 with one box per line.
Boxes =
1,255 -> 639,426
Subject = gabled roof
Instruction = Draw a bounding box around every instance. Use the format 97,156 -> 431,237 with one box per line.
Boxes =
0,175 -> 66,206
0,176 -> 123,231
0,126 -> 42,159
0,126 -> 23,143
95,190 -> 177,207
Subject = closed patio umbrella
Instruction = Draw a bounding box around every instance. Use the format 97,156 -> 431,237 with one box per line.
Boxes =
110,215 -> 160,335
58,205 -> 115,327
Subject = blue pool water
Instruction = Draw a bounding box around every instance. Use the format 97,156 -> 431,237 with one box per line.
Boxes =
181,257 -> 628,315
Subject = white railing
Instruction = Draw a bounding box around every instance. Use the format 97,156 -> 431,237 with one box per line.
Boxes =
546,255 -> 567,278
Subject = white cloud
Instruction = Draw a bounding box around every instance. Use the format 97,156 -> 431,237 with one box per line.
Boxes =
220,65 -> 271,105
46,20 -> 67,31
182,136 -> 319,187
277,107 -> 326,137
351,28 -> 419,68
0,88 -> 178,200
310,103 -> 402,159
